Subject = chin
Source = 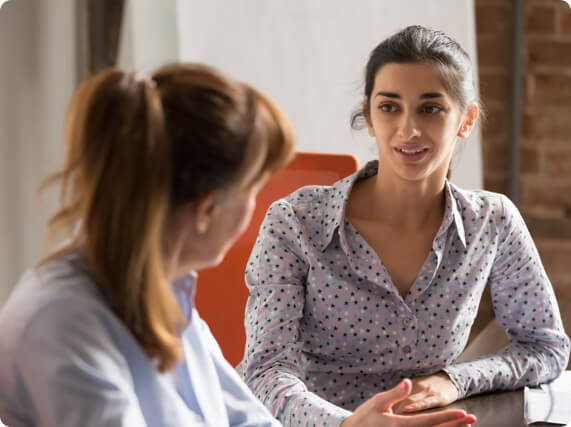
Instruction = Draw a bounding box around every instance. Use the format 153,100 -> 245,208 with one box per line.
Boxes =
209,251 -> 227,268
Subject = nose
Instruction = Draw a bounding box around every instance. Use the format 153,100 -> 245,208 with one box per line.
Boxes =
397,112 -> 421,140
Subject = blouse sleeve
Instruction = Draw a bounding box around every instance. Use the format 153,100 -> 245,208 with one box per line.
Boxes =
190,310 -> 283,427
443,195 -> 570,398
239,200 -> 352,426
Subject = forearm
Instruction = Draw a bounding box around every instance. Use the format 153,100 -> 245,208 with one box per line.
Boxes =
444,338 -> 569,398
246,367 -> 351,427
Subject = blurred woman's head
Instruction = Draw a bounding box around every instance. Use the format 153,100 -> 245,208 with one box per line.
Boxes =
42,63 -> 294,371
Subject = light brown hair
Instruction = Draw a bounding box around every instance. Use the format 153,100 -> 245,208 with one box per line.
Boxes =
40,63 -> 294,371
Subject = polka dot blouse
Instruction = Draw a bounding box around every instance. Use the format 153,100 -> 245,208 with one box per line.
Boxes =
237,161 -> 570,427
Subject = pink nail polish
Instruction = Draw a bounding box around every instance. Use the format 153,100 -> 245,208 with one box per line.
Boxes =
400,380 -> 408,391
456,413 -> 467,419
466,416 -> 477,423
404,405 -> 413,411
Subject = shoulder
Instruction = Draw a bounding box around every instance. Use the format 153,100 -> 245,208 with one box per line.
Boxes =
449,183 -> 515,222
261,184 -> 333,226
0,253 -> 124,371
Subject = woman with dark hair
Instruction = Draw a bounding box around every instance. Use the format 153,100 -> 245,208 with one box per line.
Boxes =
239,25 -> 570,426
0,63 -> 476,427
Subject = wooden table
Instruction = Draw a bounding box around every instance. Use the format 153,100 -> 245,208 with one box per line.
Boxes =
441,389 -> 569,427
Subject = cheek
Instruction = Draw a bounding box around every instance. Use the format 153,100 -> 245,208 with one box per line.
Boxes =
423,117 -> 459,141
370,115 -> 393,139
240,196 -> 256,229
231,195 -> 256,235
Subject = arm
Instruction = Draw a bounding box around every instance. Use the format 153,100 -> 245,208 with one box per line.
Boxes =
240,200 -> 352,426
191,309 -> 283,426
443,195 -> 570,398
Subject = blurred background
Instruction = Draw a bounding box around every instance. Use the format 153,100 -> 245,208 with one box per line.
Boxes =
0,0 -> 570,361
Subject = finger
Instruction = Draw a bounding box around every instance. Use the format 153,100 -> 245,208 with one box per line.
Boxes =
393,392 -> 429,414
401,395 -> 443,413
397,410 -> 475,427
373,379 -> 412,413
436,414 -> 477,427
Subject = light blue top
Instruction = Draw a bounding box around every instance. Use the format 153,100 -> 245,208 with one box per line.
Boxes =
0,251 -> 281,427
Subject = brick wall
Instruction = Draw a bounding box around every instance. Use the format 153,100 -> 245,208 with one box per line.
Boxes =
475,0 -> 571,366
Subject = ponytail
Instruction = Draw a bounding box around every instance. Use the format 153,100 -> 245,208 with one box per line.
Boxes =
40,69 -> 184,371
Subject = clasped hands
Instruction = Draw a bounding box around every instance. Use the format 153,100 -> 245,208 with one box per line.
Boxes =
341,373 -> 474,427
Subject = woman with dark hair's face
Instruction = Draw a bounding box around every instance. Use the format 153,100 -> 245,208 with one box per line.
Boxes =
364,62 -> 478,188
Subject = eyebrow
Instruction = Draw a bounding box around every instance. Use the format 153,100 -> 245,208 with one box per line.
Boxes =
375,91 -> 443,99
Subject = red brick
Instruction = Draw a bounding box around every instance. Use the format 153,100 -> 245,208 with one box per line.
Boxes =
533,72 -> 571,105
478,35 -> 512,68
483,142 -> 509,173
476,4 -> 512,34
528,40 -> 571,68
476,0 -> 513,6
479,73 -> 511,104
482,107 -> 510,137
562,6 -> 571,34
522,178 -> 571,208
522,112 -> 534,138
526,6 -> 556,33
483,173 -> 508,194
521,109 -> 571,139
535,240 -> 571,282
544,148 -> 571,177
528,0 -> 565,7
522,146 -> 540,173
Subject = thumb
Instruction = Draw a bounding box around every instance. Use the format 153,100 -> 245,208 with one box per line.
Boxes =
374,379 -> 412,413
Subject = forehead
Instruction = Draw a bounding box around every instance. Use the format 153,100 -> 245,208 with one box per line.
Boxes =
372,63 -> 447,97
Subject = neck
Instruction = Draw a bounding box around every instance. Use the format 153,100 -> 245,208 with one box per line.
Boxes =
163,210 -> 195,283
370,171 -> 447,231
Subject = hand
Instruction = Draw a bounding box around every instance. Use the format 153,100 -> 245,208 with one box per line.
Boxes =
340,378 -> 475,427
392,372 -> 459,414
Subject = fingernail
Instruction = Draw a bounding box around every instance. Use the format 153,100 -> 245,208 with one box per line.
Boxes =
404,405 -> 413,411
400,380 -> 408,391
457,413 -> 467,419
466,416 -> 477,423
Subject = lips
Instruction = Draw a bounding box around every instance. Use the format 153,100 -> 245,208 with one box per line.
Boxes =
394,145 -> 429,161
398,147 -> 427,154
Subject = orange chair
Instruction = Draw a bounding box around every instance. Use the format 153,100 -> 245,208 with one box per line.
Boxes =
195,152 -> 360,366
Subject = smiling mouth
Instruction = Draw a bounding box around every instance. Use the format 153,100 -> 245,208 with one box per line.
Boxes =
396,147 -> 428,154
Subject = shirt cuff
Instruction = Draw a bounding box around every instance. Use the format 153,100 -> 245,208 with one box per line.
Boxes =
442,365 -> 469,399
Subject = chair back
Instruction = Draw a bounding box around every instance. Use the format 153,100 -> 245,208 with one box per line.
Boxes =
195,151 -> 360,366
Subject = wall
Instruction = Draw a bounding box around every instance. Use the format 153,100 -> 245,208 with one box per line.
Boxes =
475,0 -> 571,356
0,0 -> 76,303
176,0 -> 483,190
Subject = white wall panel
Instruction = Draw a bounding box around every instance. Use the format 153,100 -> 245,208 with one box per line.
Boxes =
176,0 -> 482,189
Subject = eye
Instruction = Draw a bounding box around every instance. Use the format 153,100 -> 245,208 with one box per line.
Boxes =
379,103 -> 399,113
421,105 -> 444,114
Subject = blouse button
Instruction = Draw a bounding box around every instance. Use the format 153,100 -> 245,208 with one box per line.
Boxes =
403,317 -> 412,326
402,345 -> 412,354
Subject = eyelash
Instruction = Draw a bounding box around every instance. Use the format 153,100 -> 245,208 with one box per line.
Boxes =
378,103 -> 444,114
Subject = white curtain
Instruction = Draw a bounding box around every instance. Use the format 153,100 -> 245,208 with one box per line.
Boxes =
175,0 -> 482,189
0,0 -> 76,303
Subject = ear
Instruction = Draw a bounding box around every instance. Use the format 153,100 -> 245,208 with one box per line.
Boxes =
457,104 -> 479,138
363,101 -> 375,137
192,192 -> 219,234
